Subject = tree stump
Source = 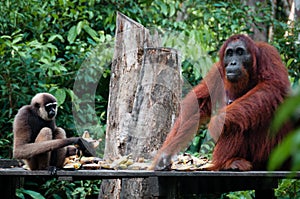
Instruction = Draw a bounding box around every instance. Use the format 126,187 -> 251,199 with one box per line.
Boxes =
99,12 -> 181,198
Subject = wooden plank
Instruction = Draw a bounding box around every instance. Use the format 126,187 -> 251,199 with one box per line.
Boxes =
155,170 -> 300,178
0,168 -> 155,178
1,168 -> 300,178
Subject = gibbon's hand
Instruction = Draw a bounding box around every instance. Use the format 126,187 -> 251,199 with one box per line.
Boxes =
74,137 -> 97,157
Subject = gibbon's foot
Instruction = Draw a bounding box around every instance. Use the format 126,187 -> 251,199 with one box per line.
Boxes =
48,166 -> 57,175
75,138 -> 97,157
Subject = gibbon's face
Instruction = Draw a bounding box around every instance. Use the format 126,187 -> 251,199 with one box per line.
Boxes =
31,93 -> 58,121
44,101 -> 57,119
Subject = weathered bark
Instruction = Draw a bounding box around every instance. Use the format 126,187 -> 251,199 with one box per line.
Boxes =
99,12 -> 181,198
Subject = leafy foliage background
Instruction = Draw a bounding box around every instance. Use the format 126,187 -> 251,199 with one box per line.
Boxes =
0,0 -> 299,198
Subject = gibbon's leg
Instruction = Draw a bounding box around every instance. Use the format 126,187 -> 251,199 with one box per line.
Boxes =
26,127 -> 52,170
52,127 -> 67,167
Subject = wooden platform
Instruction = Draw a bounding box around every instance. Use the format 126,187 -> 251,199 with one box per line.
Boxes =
1,167 -> 300,198
1,167 -> 298,178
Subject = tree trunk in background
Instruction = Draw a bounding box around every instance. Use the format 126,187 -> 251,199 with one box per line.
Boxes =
242,0 -> 300,42
243,0 -> 268,41
296,0 -> 300,44
296,0 -> 300,19
283,0 -> 300,44
99,12 -> 181,199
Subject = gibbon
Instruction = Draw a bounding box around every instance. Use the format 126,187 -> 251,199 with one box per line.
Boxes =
13,93 -> 95,171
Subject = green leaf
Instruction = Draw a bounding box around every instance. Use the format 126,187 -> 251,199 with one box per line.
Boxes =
271,93 -> 300,133
67,26 -> 77,43
77,21 -> 84,35
169,4 -> 176,17
268,129 -> 300,171
17,188 -> 46,199
254,16 -> 264,23
54,89 -> 67,106
0,35 -> 12,39
157,1 -> 168,16
213,2 -> 228,7
268,131 -> 293,170
48,34 -> 65,43
286,58 -> 295,67
12,36 -> 23,44
83,24 -> 99,42
52,193 -> 64,199
16,190 -> 25,199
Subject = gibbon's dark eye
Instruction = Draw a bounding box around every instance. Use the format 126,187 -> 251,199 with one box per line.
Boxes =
34,103 -> 40,108
237,47 -> 244,56
45,102 -> 57,116
226,49 -> 233,57
45,103 -> 57,110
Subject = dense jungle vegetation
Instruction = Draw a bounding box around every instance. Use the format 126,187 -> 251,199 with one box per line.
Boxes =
0,0 -> 299,198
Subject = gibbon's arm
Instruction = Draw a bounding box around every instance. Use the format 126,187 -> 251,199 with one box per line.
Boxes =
13,138 -> 80,159
13,137 -> 96,159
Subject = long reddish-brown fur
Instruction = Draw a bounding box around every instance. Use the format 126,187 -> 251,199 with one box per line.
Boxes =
151,34 -> 290,171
